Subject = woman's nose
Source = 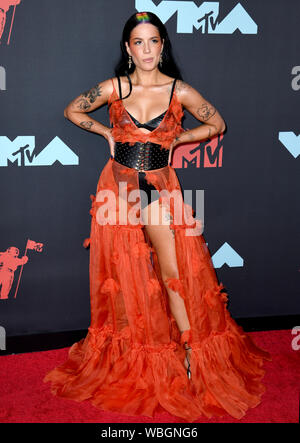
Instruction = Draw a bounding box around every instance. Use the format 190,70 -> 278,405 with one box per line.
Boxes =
143,43 -> 151,53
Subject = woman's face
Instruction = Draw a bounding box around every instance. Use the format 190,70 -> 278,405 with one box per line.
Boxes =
125,23 -> 164,71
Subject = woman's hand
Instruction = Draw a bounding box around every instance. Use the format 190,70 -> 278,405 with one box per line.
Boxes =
103,127 -> 115,157
168,136 -> 182,165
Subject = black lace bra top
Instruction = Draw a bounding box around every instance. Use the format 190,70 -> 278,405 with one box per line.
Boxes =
117,76 -> 177,132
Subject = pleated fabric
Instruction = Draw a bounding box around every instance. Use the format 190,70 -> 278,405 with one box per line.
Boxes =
43,80 -> 272,422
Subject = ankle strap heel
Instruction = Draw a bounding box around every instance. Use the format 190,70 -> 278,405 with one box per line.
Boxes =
183,341 -> 192,379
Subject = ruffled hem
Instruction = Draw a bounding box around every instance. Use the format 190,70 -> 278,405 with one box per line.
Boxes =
44,323 -> 271,422
44,153 -> 272,422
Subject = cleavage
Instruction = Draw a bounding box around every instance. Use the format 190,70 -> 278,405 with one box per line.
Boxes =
124,104 -> 168,125
127,109 -> 166,126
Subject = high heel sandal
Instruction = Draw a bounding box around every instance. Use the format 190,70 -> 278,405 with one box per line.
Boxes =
180,329 -> 192,380
183,341 -> 192,380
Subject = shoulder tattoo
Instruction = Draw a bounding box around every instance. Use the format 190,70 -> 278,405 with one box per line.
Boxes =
175,80 -> 192,95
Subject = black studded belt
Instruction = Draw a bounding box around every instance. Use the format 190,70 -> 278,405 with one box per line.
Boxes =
113,141 -> 169,171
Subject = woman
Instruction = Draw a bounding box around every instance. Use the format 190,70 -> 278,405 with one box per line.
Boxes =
44,11 -> 271,422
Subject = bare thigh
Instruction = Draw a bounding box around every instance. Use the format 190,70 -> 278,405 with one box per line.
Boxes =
142,200 -> 191,331
142,200 -> 178,280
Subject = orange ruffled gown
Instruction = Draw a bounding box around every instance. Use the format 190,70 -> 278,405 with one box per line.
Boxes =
44,79 -> 272,422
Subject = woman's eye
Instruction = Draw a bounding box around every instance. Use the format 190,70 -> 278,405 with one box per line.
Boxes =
134,39 -> 159,45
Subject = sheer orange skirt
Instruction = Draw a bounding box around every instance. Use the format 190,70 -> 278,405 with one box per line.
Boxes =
44,157 -> 272,422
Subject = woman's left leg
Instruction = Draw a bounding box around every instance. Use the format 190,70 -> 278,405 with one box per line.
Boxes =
141,200 -> 192,371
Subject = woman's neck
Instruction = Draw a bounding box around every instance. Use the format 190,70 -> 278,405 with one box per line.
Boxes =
130,68 -> 164,86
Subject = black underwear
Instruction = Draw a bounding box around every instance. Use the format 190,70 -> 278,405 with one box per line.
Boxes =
138,171 -> 160,210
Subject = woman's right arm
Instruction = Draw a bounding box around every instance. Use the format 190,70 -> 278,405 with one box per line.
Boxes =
64,78 -> 115,154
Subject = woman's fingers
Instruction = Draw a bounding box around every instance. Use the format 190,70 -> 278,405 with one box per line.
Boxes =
105,129 -> 115,157
168,146 -> 173,165
109,136 -> 115,157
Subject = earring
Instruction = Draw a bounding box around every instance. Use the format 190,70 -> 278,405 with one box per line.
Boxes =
159,53 -> 163,67
128,55 -> 132,69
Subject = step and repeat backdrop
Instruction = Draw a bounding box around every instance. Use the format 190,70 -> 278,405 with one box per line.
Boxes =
0,0 -> 299,341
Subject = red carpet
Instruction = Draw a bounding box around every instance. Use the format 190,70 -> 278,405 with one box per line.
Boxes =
0,329 -> 299,423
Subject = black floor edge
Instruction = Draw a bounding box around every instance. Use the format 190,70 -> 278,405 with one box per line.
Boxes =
1,314 -> 299,356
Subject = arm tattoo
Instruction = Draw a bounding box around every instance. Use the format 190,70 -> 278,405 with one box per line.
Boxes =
73,84 -> 102,111
175,80 -> 219,137
74,97 -> 91,111
196,103 -> 216,121
80,121 -> 94,129
82,84 -> 102,104
176,80 -> 217,123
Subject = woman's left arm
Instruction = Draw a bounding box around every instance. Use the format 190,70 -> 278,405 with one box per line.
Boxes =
171,80 -> 226,148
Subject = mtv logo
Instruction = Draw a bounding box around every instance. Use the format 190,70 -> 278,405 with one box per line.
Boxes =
278,132 -> 300,158
211,242 -> 244,268
0,136 -> 79,167
136,1 -> 258,34
0,1 -> 22,45
172,135 -> 223,168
